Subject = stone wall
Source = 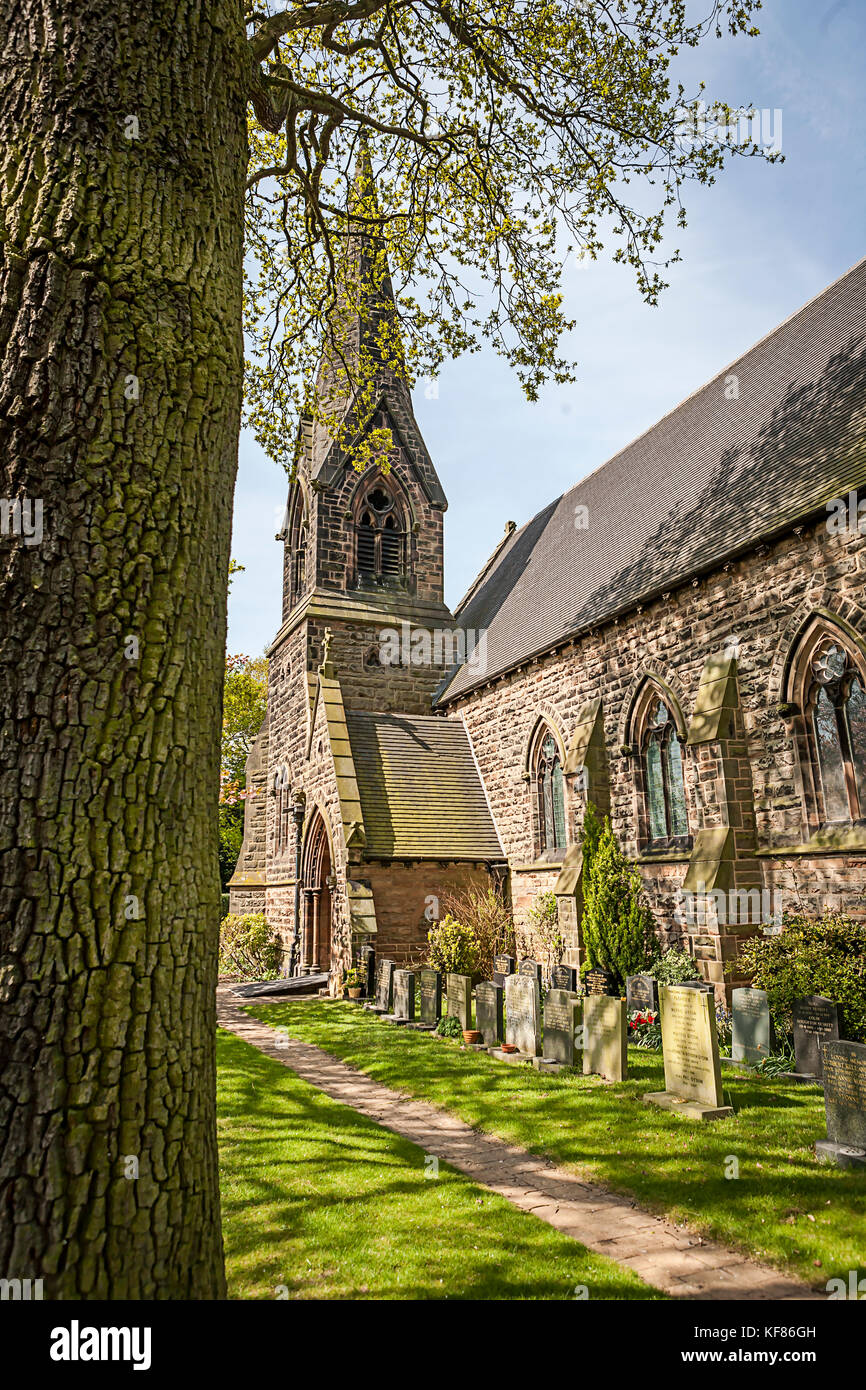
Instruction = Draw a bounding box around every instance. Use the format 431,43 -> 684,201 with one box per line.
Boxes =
445,512 -> 866,993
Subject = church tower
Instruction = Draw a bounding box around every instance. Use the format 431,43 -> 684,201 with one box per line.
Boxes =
229,149 -> 503,981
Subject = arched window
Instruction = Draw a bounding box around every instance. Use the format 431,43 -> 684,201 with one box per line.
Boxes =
287,486 -> 308,609
533,725 -> 566,858
355,482 -> 406,584
804,637 -> 866,824
641,698 -> 689,846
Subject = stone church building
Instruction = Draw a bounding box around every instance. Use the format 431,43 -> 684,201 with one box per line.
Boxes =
230,241 -> 866,999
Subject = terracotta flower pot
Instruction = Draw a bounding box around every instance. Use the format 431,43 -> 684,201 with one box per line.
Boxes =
463,1029 -> 483,1045
501,1043 -> 518,1053
348,987 -> 362,999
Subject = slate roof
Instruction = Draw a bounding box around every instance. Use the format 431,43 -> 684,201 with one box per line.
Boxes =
438,259 -> 866,703
345,711 -> 503,860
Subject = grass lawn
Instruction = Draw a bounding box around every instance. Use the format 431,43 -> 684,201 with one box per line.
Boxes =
216,1028 -> 661,1299
248,1000 -> 866,1288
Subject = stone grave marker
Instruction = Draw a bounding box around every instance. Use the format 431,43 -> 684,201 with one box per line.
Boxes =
475,980 -> 504,1047
731,987 -> 771,1065
503,973 -> 541,1056
360,944 -> 375,999
446,972 -> 473,1031
550,963 -> 577,992
493,954 -> 516,989
391,970 -> 416,1023
793,995 -> 841,1080
815,1040 -> 866,1169
626,974 -> 659,1014
645,985 -> 732,1121
418,968 -> 442,1028
374,959 -> 394,1013
677,979 -> 715,995
543,988 -> 581,1067
518,958 -> 543,983
583,995 -> 627,1081
584,966 -> 617,997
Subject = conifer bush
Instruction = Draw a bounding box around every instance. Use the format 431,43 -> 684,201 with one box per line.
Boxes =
580,809 -> 658,991
218,912 -> 283,980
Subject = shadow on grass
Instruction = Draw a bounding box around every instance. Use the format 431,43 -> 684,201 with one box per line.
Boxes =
244,1000 -> 866,1287
217,1030 -> 661,1301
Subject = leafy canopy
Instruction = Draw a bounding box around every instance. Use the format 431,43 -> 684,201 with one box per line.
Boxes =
243,0 -> 775,465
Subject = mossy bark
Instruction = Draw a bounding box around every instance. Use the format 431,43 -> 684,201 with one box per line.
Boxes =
0,0 -> 247,1297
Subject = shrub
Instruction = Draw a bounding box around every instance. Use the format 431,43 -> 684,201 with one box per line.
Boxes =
436,1014 -> 463,1039
218,912 -> 283,981
580,814 -> 658,991
440,884 -> 515,980
220,893 -> 229,919
732,911 -> 866,1044
526,890 -> 563,984
648,946 -> 701,986
426,914 -> 479,976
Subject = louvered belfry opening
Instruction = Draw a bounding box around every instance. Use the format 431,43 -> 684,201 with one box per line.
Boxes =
355,481 -> 406,585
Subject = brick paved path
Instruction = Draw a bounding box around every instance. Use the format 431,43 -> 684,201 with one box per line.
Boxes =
217,987 -> 819,1301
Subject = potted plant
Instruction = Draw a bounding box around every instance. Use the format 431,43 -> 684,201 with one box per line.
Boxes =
345,967 -> 364,1000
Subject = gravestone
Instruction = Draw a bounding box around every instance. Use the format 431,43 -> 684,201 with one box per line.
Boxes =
645,985 -> 732,1120
793,996 -> 841,1080
475,981 -> 504,1047
391,970 -> 416,1023
584,967 -> 617,997
583,996 -> 627,1081
374,959 -> 395,1013
518,958 -> 543,983
493,954 -> 516,989
677,979 -> 715,995
626,974 -> 659,1014
544,989 -> 581,1067
445,973 -> 473,1031
731,987 -> 771,1065
815,1040 -> 866,1169
504,972 -> 542,1056
418,969 -> 442,1027
360,944 -> 375,999
550,963 -> 577,993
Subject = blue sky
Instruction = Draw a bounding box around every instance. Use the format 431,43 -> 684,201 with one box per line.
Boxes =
227,0 -> 866,657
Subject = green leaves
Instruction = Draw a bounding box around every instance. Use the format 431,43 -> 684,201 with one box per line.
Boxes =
243,0 -> 770,463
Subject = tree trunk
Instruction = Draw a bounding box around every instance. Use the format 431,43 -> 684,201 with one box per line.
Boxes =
0,0 -> 247,1297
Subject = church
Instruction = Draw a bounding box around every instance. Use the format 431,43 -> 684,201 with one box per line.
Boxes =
229,216 -> 866,999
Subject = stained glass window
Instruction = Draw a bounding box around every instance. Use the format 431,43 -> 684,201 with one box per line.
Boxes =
643,699 -> 689,845
535,729 -> 566,856
807,641 -> 866,823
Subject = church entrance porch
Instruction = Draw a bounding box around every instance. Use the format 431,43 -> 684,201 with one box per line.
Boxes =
300,811 -> 333,975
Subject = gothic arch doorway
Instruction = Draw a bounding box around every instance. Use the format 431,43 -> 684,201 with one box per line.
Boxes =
300,810 -> 333,974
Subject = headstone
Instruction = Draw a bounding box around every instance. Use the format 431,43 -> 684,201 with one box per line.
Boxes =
492,954 -> 516,989
731,987 -> 771,1065
677,979 -> 714,995
584,966 -> 617,997
793,996 -> 841,1080
544,989 -> 581,1066
626,974 -> 659,1014
550,963 -> 577,992
644,985 -> 732,1120
815,1040 -> 866,1169
475,981 -> 504,1047
419,968 -> 442,1027
392,970 -> 416,1022
504,973 -> 542,1056
583,995 -> 627,1081
374,959 -> 394,1013
518,958 -> 543,982
360,944 -> 375,998
445,973 -> 473,1031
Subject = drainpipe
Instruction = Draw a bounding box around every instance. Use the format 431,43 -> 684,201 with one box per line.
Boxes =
288,788 -> 306,976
